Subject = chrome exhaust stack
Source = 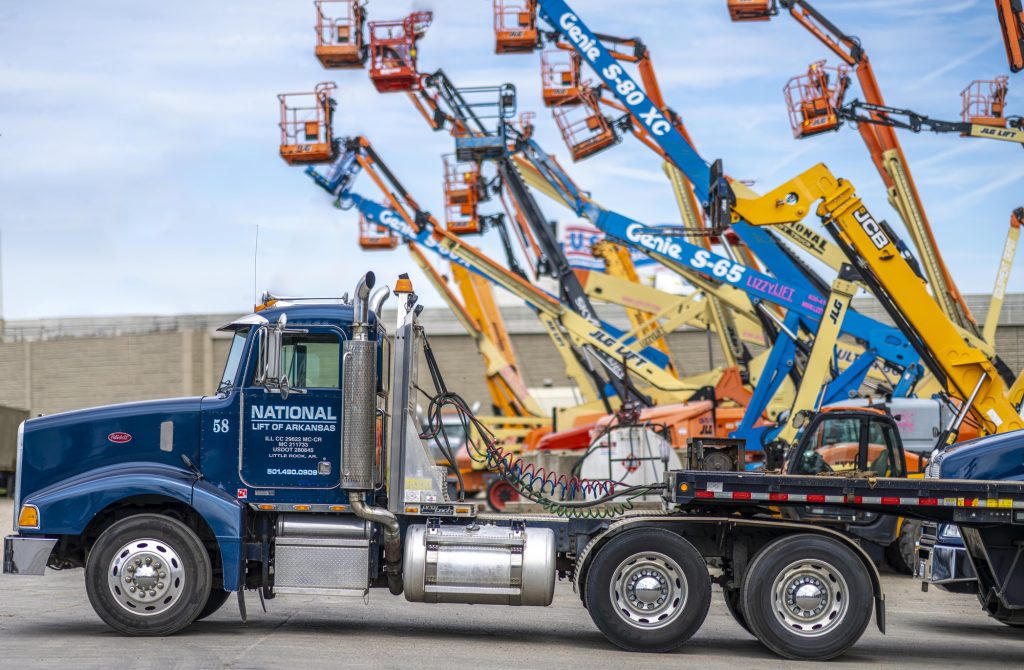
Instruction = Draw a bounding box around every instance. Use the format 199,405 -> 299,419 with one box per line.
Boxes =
343,271 -> 403,594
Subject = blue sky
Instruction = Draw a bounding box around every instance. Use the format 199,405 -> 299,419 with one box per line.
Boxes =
0,0 -> 1019,319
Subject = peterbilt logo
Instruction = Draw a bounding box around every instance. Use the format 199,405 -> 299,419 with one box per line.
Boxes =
107,432 -> 132,444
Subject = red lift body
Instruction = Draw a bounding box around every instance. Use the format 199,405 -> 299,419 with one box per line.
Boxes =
368,11 -> 432,93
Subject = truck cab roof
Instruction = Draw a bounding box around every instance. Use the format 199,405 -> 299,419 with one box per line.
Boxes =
219,301 -> 368,332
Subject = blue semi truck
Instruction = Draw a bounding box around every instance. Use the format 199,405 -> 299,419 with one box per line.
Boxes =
5,272 -> 1024,660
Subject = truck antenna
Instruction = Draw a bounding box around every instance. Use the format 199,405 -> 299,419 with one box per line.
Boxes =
253,224 -> 260,304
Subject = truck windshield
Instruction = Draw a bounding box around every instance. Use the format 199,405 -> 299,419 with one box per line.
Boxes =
218,329 -> 249,392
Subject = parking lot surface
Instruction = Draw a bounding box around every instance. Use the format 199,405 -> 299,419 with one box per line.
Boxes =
2,500 -> 1022,669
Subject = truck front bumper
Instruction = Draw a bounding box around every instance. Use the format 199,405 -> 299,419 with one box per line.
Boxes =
3,535 -> 57,576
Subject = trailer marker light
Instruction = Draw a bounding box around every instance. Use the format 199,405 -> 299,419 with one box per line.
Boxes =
679,483 -> 689,492
769,493 -> 788,502
405,506 -> 419,513
455,507 -> 471,514
18,505 -> 39,529
732,491 -> 751,500
329,505 -> 348,512
919,498 -> 938,506
881,497 -> 900,505
258,504 -> 276,511
292,505 -> 312,511
695,490 -> 714,499
807,495 -> 825,503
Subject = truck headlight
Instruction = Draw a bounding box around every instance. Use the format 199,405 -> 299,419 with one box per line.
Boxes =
939,524 -> 961,541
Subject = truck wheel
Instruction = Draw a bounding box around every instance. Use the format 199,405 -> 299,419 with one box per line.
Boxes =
584,528 -> 711,652
485,479 -> 519,512
885,518 -> 921,575
741,534 -> 872,660
85,514 -> 212,636
195,588 -> 232,621
723,588 -> 751,635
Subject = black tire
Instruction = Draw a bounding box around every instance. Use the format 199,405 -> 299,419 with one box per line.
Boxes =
584,528 -> 711,653
723,588 -> 752,635
195,588 -> 232,621
885,518 -> 921,575
485,478 -> 519,512
85,514 -> 212,636
741,533 -> 873,661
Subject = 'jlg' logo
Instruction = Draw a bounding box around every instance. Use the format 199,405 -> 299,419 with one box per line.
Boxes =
827,298 -> 843,325
853,208 -> 889,250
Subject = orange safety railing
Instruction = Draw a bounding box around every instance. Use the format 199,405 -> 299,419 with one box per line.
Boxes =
314,0 -> 366,68
358,210 -> 399,250
443,154 -> 483,235
727,0 -> 777,21
552,88 -> 618,161
368,11 -> 432,93
783,60 -> 850,139
961,76 -> 1009,127
278,82 -> 337,165
493,0 -> 537,53
540,48 -> 582,107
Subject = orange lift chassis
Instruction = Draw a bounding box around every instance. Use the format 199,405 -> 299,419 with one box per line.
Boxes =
731,0 -> 982,338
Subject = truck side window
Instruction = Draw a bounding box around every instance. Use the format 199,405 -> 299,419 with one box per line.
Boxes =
281,332 -> 341,389
218,328 -> 249,392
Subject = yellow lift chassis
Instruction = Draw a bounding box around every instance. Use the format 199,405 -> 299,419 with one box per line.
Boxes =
734,165 -> 1024,435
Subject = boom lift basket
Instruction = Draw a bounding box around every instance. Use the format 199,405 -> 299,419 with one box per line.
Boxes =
492,0 -> 538,54
551,88 -> 618,161
784,60 -> 850,139
358,210 -> 399,250
368,11 -> 432,93
540,49 -> 583,107
278,82 -> 337,165
314,0 -> 367,68
727,0 -> 778,21
961,77 -> 1009,128
451,83 -> 517,162
443,154 -> 483,235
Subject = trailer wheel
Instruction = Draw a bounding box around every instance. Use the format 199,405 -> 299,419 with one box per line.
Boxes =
584,528 -> 711,652
723,588 -> 751,635
885,518 -> 921,575
195,588 -> 232,621
741,534 -> 872,660
85,514 -> 212,636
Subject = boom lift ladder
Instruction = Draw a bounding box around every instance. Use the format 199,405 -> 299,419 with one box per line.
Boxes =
730,0 -> 982,338
996,0 -> 1024,72
314,0 -> 367,69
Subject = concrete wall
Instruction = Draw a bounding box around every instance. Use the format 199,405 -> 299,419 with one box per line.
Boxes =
0,296 -> 1021,416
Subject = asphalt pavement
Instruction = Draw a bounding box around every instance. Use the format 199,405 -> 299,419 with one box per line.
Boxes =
1,499 -> 1021,669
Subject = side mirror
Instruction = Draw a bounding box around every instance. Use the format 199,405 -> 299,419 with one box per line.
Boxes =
256,314 -> 288,394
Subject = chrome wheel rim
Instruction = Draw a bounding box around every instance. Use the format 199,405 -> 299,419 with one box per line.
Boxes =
770,558 -> 849,637
107,538 -> 187,616
609,551 -> 688,629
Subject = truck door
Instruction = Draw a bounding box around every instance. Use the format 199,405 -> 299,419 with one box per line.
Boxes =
240,326 -> 345,489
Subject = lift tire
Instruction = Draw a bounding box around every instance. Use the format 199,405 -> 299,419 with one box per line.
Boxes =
741,533 -> 872,661
485,479 -> 519,512
723,588 -> 752,635
584,528 -> 711,653
195,588 -> 232,621
885,518 -> 921,576
85,514 -> 212,636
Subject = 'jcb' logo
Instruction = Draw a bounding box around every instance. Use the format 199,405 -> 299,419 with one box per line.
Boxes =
853,208 -> 889,250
